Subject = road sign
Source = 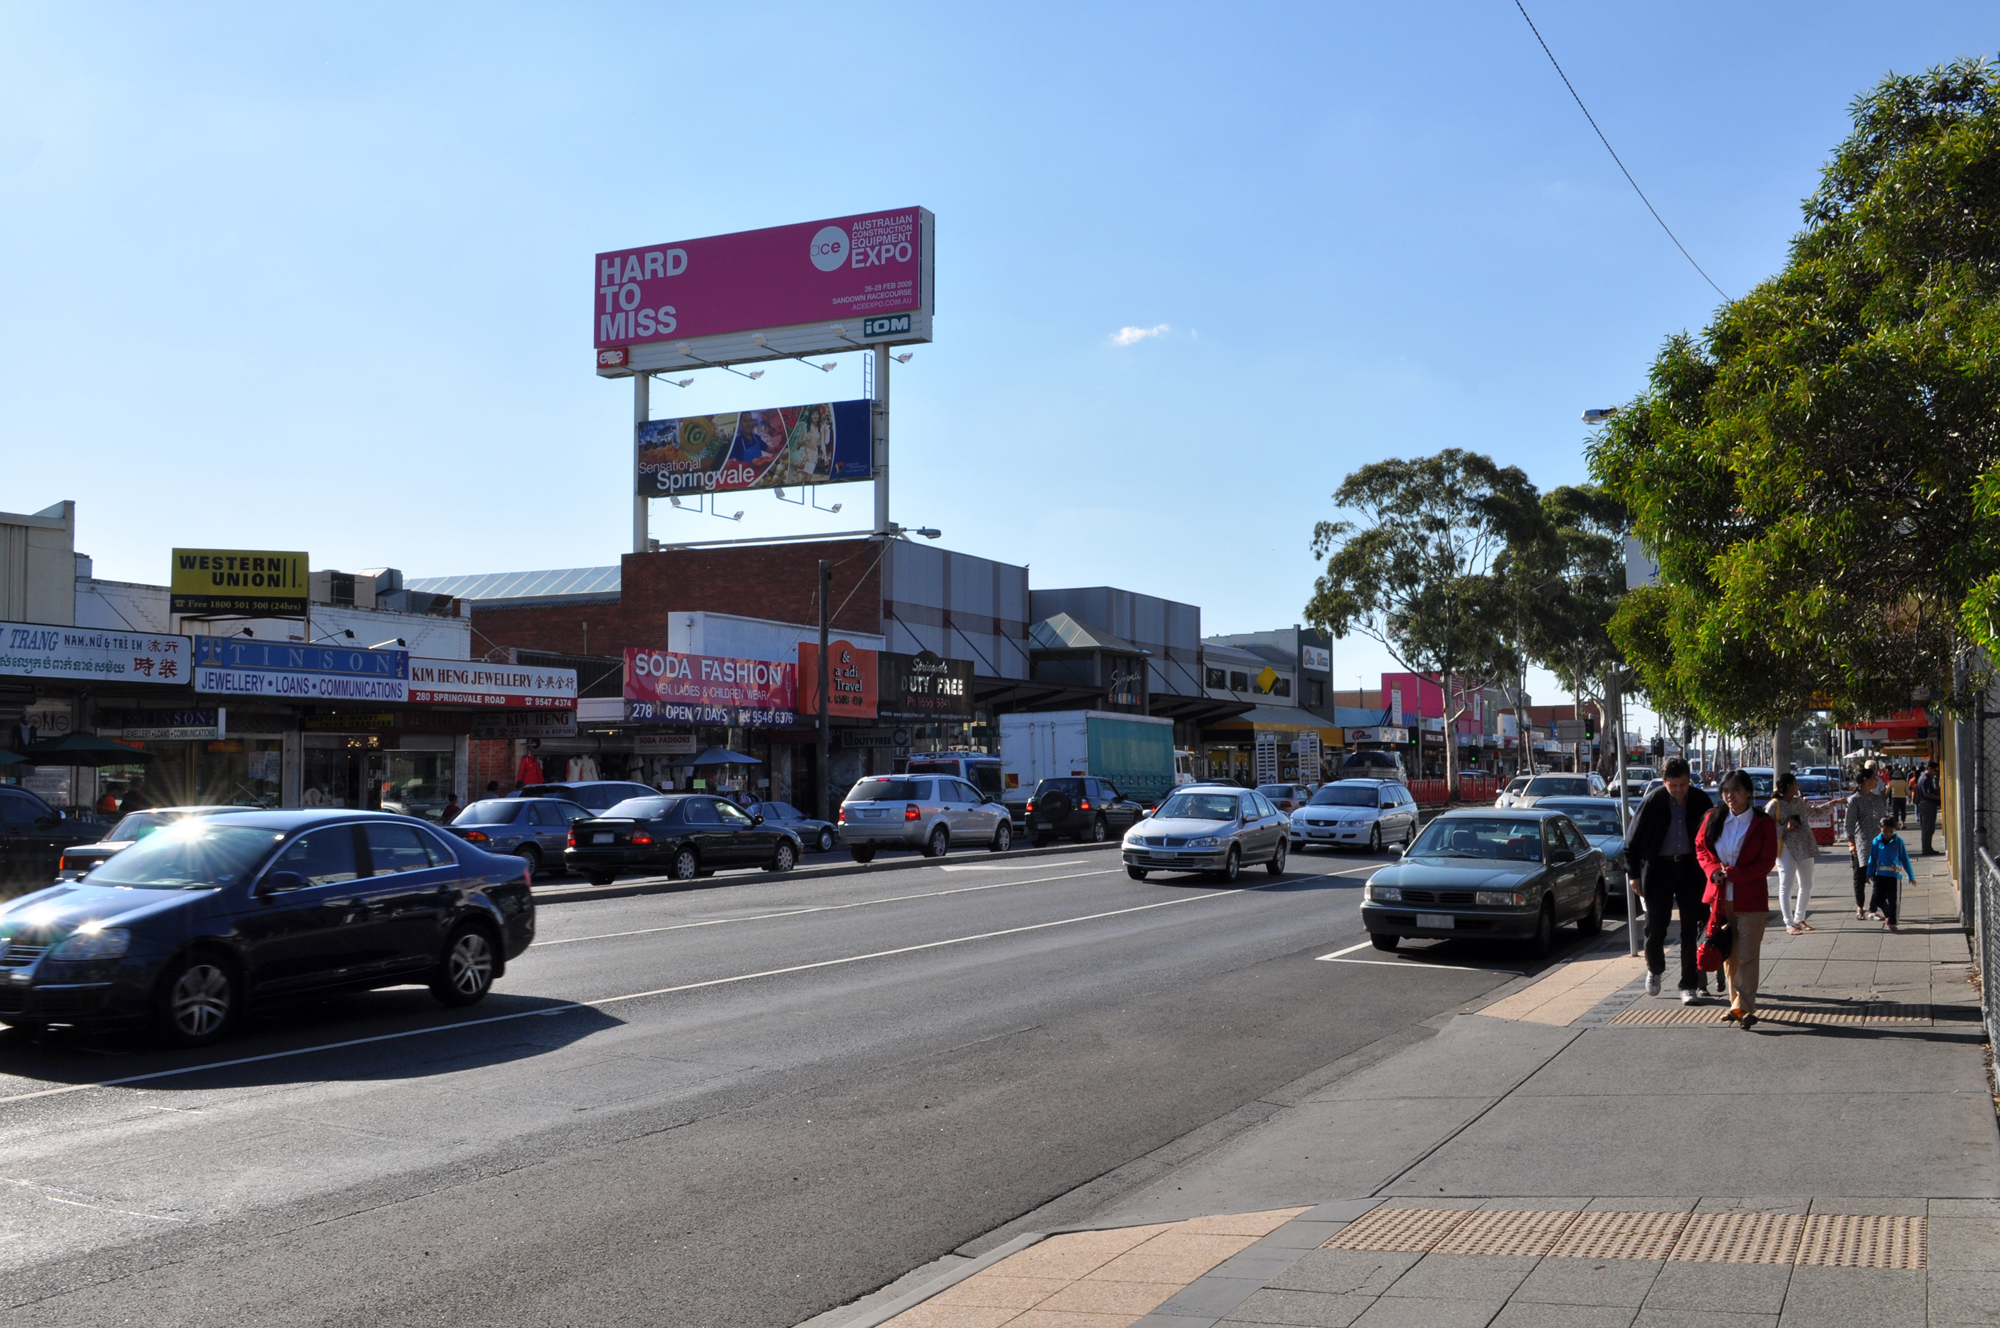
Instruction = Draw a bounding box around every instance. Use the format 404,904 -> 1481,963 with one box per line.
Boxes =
1554,719 -> 1587,742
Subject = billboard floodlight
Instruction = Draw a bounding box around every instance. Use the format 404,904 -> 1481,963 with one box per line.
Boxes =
1582,407 -> 1619,423
652,374 -> 695,388
894,352 -> 913,363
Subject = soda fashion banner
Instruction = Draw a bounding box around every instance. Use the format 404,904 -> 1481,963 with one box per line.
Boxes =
622,649 -> 797,713
635,399 -> 872,497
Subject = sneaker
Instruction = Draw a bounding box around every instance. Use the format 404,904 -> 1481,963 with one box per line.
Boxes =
1645,971 -> 1662,997
1681,988 -> 1701,1005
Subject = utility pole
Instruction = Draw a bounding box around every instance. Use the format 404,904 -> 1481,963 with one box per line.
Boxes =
633,373 -> 650,554
817,559 -> 832,823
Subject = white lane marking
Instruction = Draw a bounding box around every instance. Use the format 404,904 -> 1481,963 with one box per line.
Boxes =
1,1176 -> 187,1223
1316,941 -> 1373,960
537,869 -> 1117,947
0,883 -> 1261,1106
1321,958 -> 1523,973
940,860 -> 1085,872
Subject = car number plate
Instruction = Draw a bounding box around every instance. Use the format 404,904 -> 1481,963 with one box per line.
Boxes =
1416,913 -> 1454,930
593,833 -> 613,844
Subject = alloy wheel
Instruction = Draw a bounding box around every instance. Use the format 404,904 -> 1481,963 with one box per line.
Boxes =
817,828 -> 834,853
991,821 -> 1012,852
170,963 -> 232,1039
673,847 -> 699,880
772,842 -> 796,872
447,931 -> 494,997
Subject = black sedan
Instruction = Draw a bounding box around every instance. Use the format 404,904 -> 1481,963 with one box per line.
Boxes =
0,809 -> 535,1046
744,800 -> 840,854
1,784 -> 106,889
564,794 -> 805,885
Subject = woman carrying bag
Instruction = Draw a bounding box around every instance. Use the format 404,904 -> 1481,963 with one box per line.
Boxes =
1695,769 -> 1780,1028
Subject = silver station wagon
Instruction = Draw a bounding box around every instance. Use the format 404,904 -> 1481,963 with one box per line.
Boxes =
838,775 -> 1013,862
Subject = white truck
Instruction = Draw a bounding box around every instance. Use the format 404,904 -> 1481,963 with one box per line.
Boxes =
998,710 -> 1179,823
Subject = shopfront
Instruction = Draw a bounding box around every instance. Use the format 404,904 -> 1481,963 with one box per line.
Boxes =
91,706 -> 292,810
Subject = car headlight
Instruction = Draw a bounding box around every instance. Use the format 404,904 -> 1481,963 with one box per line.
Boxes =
1371,884 -> 1402,902
1186,836 -> 1221,849
52,926 -> 131,961
1476,891 -> 1526,907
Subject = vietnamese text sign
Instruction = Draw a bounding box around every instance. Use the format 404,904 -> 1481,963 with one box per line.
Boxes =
407,657 -> 578,709
797,640 -> 879,719
877,650 -> 974,721
595,208 -> 930,349
171,549 -> 309,615
637,401 -> 871,498
0,622 -> 192,685
192,636 -> 410,702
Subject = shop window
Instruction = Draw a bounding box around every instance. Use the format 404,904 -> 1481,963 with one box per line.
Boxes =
1271,677 -> 1292,698
1205,667 -> 1227,689
1229,671 -> 1249,692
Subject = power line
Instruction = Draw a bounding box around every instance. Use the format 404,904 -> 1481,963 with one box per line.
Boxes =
1511,0 -> 1731,302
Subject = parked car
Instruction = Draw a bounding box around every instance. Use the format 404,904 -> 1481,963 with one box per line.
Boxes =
1024,777 -> 1145,845
1289,778 -> 1420,853
902,753 -> 1004,802
1533,797 -> 1633,910
1256,784 -> 1313,816
510,780 -> 658,812
57,806 -> 239,881
0,809 -> 535,1045
445,798 -> 594,879
564,794 -> 805,884
1,785 -> 106,892
1495,776 -> 1532,809
1741,766 -> 1777,798
1511,773 -> 1607,807
839,775 -> 1014,861
1360,807 -> 1608,957
1335,750 -> 1408,784
744,801 -> 840,854
1121,784 -> 1290,883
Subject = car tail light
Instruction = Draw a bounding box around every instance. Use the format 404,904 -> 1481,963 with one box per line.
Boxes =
466,830 -> 489,843
1080,800 -> 1091,811
838,807 -> 846,823
523,864 -> 533,888
905,803 -> 920,822
1025,801 -> 1035,815
58,855 -> 75,872
632,833 -> 653,845
566,832 -> 576,847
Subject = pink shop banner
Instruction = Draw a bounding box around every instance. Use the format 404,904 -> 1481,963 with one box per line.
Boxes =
623,648 -> 797,711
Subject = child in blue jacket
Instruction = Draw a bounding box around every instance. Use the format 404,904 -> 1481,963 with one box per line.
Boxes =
1866,815 -> 1915,931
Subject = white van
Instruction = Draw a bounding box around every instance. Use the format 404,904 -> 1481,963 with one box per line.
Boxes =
903,751 -> 1004,800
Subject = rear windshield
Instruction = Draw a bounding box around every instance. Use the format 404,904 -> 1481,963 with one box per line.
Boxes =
1343,752 -> 1394,766
453,802 -> 522,826
1257,785 -> 1297,798
104,811 -> 200,841
1035,778 -> 1084,796
87,823 -> 287,890
1410,818 -> 1544,862
1525,776 -> 1591,797
604,797 -> 681,820
1308,785 -> 1378,807
845,778 -> 919,803
1544,803 -> 1621,835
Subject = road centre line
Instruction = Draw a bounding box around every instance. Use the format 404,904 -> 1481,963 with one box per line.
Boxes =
940,859 -> 1085,872
536,869 -> 1119,947
0,881 -> 1263,1106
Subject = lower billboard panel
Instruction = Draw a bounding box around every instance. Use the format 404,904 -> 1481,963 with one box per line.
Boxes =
636,399 -> 872,498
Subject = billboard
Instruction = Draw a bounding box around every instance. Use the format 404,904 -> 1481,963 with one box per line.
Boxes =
171,549 -> 309,615
594,208 -> 933,374
623,648 -> 797,727
797,640 -> 880,720
636,400 -> 872,498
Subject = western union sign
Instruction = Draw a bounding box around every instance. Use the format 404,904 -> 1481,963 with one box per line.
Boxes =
171,549 -> 310,615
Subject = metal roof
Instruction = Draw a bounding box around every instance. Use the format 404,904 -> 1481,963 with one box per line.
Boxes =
405,566 -> 622,603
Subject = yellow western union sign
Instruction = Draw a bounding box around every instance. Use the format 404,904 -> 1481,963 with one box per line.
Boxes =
170,549 -> 310,615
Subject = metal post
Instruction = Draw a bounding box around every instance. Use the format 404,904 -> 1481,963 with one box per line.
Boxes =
633,373 -> 650,554
872,344 -> 890,535
817,560 -> 833,823
1612,672 -> 1636,955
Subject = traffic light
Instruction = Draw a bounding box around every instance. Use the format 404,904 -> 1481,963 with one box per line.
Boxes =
1651,736 -> 1665,758
1584,715 -> 1596,740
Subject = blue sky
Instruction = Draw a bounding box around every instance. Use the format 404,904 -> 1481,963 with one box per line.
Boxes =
4,3 -> 1994,735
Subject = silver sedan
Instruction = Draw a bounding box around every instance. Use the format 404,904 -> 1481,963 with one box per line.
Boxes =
1121,786 -> 1289,883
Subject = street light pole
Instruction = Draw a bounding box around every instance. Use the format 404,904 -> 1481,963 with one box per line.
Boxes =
817,559 -> 832,824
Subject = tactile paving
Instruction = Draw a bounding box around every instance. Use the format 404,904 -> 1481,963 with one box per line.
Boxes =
1547,1209 -> 1691,1261
1322,1206 -> 1475,1252
1608,1003 -> 1932,1027
1794,1213 -> 1927,1269
1667,1212 -> 1807,1264
1430,1208 -> 1582,1257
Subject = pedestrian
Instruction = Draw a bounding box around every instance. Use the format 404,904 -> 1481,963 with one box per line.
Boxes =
96,783 -> 124,817
441,798 -> 462,823
1888,767 -> 1909,828
1864,814 -> 1915,931
1768,772 -> 1817,935
1696,768 -> 1780,1028
1915,760 -> 1943,855
1844,767 -> 1892,920
119,778 -> 151,813
1623,755 -> 1717,1005
485,780 -> 501,799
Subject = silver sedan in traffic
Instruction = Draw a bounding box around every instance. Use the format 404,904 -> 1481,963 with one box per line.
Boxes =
1122,785 -> 1289,883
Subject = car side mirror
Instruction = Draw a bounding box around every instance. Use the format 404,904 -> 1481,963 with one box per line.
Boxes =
1138,807 -> 1152,818
751,813 -> 764,825
1549,847 -> 1575,864
256,870 -> 307,896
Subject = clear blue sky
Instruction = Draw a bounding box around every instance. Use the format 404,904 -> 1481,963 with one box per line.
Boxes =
4,3 -> 1993,735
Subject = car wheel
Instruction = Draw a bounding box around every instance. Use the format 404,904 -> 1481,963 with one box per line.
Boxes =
1126,866 -> 1149,880
1368,825 -> 1382,853
922,825 -> 949,858
1266,838 -> 1287,876
1082,816 -> 1108,843
850,845 -> 876,864
990,821 -> 1013,852
817,828 -> 835,854
515,845 -> 541,880
586,872 -> 615,887
769,840 -> 797,873
430,925 -> 497,1007
670,846 -> 699,881
1370,933 -> 1399,952
1214,845 -> 1241,883
1527,899 -> 1557,959
154,953 -> 237,1047
1577,879 -> 1605,937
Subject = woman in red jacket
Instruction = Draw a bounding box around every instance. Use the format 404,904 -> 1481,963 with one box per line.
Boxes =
1695,769 -> 1780,1028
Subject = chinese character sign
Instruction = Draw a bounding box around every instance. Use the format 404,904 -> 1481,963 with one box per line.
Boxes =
0,623 -> 191,684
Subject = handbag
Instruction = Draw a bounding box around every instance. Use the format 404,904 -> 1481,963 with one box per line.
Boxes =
1696,911 -> 1734,972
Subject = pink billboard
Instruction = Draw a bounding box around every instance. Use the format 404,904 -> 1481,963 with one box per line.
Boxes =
623,648 -> 797,711
595,208 -> 930,349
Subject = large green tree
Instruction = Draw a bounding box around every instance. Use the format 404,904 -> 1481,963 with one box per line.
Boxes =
1591,57 -> 2000,726
1305,449 -> 1531,790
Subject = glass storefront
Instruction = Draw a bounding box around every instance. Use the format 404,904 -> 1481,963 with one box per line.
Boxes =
302,737 -> 456,820
91,737 -> 285,810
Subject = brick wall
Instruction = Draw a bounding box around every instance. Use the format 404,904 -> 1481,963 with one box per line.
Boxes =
468,738 -> 516,798
468,539 -> 884,659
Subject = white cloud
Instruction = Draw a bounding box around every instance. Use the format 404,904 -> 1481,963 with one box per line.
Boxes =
1111,323 -> 1170,346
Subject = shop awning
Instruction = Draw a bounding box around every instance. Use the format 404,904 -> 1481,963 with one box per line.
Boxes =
972,676 -> 1105,713
1146,693 -> 1254,726
689,747 -> 762,766
1203,706 -> 1342,738
15,733 -> 155,766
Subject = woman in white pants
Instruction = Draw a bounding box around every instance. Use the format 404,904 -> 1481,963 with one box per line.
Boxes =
1768,772 -> 1817,934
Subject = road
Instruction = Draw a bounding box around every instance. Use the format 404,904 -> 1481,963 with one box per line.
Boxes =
0,841 -> 1595,1327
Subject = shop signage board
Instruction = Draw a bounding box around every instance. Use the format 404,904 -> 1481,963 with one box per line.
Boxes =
170,549 -> 309,615
99,708 -> 226,741
302,713 -> 399,732
470,710 -> 578,739
1301,645 -> 1331,672
594,207 -> 934,374
407,657 -> 578,709
877,650 -> 974,721
0,621 -> 192,685
635,733 -> 699,756
623,648 -> 797,728
1345,726 -> 1409,744
636,400 -> 873,498
192,636 -> 410,702
840,727 -> 911,749
797,640 -> 880,719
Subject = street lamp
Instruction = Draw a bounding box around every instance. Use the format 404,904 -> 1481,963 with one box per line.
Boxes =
1582,407 -> 1620,424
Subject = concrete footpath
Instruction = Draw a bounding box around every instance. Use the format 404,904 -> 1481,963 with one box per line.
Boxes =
815,834 -> 2000,1328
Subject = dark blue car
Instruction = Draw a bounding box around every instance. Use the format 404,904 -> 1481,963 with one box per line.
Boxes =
0,809 -> 536,1046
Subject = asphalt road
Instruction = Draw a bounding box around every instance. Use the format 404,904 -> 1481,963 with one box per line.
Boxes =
0,839 -> 1597,1328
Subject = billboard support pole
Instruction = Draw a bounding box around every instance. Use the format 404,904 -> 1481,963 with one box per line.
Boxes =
633,373 -> 650,554
818,559 -> 832,823
873,344 -> 890,536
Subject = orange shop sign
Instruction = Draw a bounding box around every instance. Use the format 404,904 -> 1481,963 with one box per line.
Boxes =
797,640 -> 878,720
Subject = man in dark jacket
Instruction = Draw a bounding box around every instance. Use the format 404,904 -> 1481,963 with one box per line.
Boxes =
1623,756 -> 1716,1004
1915,761 -> 1942,855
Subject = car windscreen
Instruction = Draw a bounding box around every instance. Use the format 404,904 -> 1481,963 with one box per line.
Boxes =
845,778 -> 917,803
1409,818 -> 1545,862
453,802 -> 522,826
604,797 -> 680,819
1307,785 -> 1377,807
1524,777 -> 1590,798
1343,752 -> 1392,766
1256,785 -> 1296,798
104,811 -> 188,841
86,823 -> 286,889
1542,803 -> 1621,835
1153,792 -> 1243,821
1506,778 -> 1530,792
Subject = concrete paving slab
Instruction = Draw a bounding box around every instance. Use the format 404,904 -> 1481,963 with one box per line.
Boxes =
1511,1257 -> 1662,1307
1629,1311 -> 1775,1328
1775,1266 -> 1924,1327
1265,1250 -> 1422,1298
1639,1263 -> 1792,1313
1381,1253 -> 1537,1301
1924,1269 -> 2000,1325
1490,1305 -> 1638,1328
1346,1295 -> 1501,1327
1218,1288 -> 1370,1327
1925,1217 -> 2000,1270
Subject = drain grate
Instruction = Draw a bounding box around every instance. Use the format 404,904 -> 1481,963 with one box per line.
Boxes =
1322,1207 -> 1475,1252
1794,1214 -> 1926,1269
1430,1208 -> 1581,1257
1609,1003 -> 1932,1027
1667,1212 -> 1806,1264
1548,1209 -> 1691,1261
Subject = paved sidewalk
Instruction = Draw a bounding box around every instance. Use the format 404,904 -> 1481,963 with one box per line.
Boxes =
828,835 -> 2000,1328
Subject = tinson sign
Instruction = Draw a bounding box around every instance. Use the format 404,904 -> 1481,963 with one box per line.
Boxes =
192,637 -> 410,702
